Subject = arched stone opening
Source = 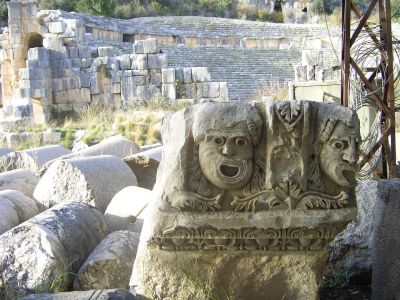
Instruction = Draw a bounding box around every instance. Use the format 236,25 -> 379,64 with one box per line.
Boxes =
27,33 -> 43,49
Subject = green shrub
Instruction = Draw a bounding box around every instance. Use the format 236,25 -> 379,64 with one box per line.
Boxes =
38,0 -> 78,11
76,0 -> 117,17
0,1 -> 7,22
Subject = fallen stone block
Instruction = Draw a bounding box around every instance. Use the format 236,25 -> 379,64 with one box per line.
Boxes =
105,186 -> 151,233
0,169 -> 38,197
0,145 -> 71,174
0,189 -> 40,234
19,288 -> 137,300
34,155 -> 138,213
0,202 -> 107,298
40,136 -> 140,174
74,230 -> 140,290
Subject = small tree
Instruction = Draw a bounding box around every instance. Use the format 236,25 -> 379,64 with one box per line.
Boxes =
76,0 -> 117,17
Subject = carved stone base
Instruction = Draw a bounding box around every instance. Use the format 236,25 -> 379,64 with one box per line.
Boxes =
131,248 -> 326,300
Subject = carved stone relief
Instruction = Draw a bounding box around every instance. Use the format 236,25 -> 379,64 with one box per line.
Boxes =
149,101 -> 359,251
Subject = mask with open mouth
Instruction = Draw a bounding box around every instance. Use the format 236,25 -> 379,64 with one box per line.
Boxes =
198,132 -> 254,190
319,122 -> 359,188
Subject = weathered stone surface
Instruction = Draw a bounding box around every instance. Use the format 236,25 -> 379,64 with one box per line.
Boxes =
105,186 -> 151,233
143,38 -> 159,54
0,145 -> 71,174
0,189 -> 40,234
34,155 -> 138,213
124,154 -> 160,189
0,169 -> 39,197
0,147 -> 13,157
326,180 -> 377,284
74,231 -> 140,290
371,179 -> 400,299
131,101 -> 360,298
19,288 -> 137,300
0,196 -> 18,235
131,249 -> 325,300
0,202 -> 107,298
40,136 -> 139,174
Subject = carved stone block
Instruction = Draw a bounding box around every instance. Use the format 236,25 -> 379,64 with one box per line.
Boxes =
131,101 -> 360,299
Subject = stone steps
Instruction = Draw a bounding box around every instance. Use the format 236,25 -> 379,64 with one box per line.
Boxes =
166,46 -> 338,101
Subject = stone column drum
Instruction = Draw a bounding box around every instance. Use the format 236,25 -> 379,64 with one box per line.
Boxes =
130,101 -> 360,300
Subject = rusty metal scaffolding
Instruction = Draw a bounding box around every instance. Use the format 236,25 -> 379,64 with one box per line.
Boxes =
341,0 -> 397,179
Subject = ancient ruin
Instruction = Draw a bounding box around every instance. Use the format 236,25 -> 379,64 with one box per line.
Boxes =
131,100 -> 360,299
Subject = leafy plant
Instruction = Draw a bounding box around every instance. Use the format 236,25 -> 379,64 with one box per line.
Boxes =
76,0 -> 117,17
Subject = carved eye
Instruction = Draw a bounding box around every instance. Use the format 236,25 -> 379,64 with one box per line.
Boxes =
213,137 -> 225,146
333,141 -> 345,150
235,137 -> 247,146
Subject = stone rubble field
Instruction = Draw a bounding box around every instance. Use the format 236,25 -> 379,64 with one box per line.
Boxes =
0,112 -> 397,300
0,134 -> 159,299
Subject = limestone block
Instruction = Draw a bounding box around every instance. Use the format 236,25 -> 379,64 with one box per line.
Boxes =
0,169 -> 38,198
42,131 -> 62,144
142,38 -> 158,54
175,68 -> 184,83
132,250 -> 325,300
371,180 -> 400,299
147,54 -> 167,69
181,83 -> 197,99
191,67 -> 211,82
0,202 -> 107,298
79,46 -> 96,59
27,47 -> 49,61
98,46 -> 117,57
34,155 -> 137,212
19,68 -> 44,80
105,187 -> 152,233
124,152 -> 160,189
43,36 -> 64,48
29,88 -> 46,98
68,47 -> 79,58
219,82 -> 229,101
149,70 -> 162,86
162,83 -> 176,101
112,82 -> 121,94
0,197 -> 19,235
5,132 -> 36,147
133,40 -> 144,54
74,231 -> 140,290
0,190 -> 40,234
131,101 -> 360,299
302,50 -> 323,66
324,180 -> 382,284
143,85 -> 162,101
54,135 -> 140,164
197,82 -> 220,98
48,21 -> 67,34
118,54 -> 131,70
131,54 -> 148,70
71,58 -> 82,68
0,145 -> 71,174
295,65 -> 307,81
19,289 -> 137,300
81,57 -> 94,68
162,68 -> 176,84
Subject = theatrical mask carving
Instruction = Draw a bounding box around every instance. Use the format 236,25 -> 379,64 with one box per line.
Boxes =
150,101 -> 360,252
196,125 -> 257,190
319,122 -> 359,188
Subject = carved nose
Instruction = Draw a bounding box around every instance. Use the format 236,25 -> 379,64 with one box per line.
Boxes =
222,143 -> 235,157
343,147 -> 358,164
